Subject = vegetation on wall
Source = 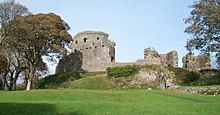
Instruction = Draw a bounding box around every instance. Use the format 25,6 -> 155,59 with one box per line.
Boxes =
71,75 -> 116,90
106,65 -> 139,78
166,67 -> 201,85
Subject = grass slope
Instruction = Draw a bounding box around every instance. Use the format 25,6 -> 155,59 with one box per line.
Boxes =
0,89 -> 219,115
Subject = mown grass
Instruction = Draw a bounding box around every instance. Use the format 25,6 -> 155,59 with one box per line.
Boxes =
0,89 -> 220,115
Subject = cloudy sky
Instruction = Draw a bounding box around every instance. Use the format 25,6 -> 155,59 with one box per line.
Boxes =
1,0 -> 197,73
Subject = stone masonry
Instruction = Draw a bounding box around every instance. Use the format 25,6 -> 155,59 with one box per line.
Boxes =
182,52 -> 211,70
56,31 -> 115,73
143,47 -> 178,67
56,30 -> 212,73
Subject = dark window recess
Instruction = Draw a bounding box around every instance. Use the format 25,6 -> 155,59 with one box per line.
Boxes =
102,45 -> 104,47
74,49 -> 77,52
95,46 -> 97,48
97,37 -> 100,40
90,47 -> 92,49
86,47 -> 88,49
84,38 -> 87,43
111,57 -> 115,62
75,40 -> 78,44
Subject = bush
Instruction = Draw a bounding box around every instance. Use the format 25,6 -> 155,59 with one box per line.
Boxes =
199,69 -> 220,76
183,71 -> 200,84
107,65 -> 139,78
194,74 -> 220,86
166,67 -> 201,85
71,75 -> 116,90
37,72 -> 81,89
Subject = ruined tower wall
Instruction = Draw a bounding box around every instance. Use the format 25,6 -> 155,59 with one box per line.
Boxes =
143,48 -> 161,65
143,48 -> 178,67
72,31 -> 115,71
182,53 -> 211,70
160,51 -> 178,67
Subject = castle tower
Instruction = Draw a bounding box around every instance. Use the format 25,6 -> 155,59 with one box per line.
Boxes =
182,52 -> 211,70
143,47 -> 178,67
182,52 -> 198,70
72,31 -> 115,71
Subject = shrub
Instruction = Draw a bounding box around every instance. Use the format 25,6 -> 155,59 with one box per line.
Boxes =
183,71 -> 200,84
166,67 -> 201,85
107,65 -> 139,78
71,75 -> 116,90
37,72 -> 81,89
199,69 -> 220,76
194,74 -> 220,86
166,67 -> 189,84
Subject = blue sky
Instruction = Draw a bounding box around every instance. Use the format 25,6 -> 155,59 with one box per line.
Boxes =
2,0 -> 197,72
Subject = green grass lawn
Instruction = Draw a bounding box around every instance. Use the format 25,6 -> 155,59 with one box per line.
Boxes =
0,89 -> 219,115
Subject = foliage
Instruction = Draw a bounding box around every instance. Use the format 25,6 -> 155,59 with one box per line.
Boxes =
0,54 -> 7,74
71,75 -> 116,90
0,0 -> 30,91
37,72 -> 81,89
199,69 -> 220,75
193,74 -> 220,86
3,13 -> 72,90
107,65 -> 139,78
183,71 -> 200,84
0,89 -> 220,114
168,67 -> 220,86
137,64 -> 161,71
0,0 -> 30,39
111,77 -> 133,89
185,0 -> 220,54
166,67 -> 201,85
217,55 -> 220,69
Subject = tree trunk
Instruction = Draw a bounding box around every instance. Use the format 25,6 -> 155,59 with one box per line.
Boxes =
9,70 -> 16,91
26,78 -> 31,90
12,70 -> 21,91
3,71 -> 9,90
26,65 -> 34,90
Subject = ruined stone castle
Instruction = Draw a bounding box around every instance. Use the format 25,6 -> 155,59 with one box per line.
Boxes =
56,31 -> 211,73
143,47 -> 178,67
56,31 -> 115,72
182,52 -> 211,70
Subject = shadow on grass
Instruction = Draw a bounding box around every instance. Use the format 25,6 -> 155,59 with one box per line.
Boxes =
0,103 -> 81,115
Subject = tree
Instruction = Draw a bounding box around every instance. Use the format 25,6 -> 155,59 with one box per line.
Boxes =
217,55 -> 220,69
0,0 -> 30,42
185,0 -> 220,55
0,54 -> 8,74
0,0 -> 30,90
3,13 -> 72,90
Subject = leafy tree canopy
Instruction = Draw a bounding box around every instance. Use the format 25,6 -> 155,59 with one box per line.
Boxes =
3,13 -> 72,90
185,0 -> 220,55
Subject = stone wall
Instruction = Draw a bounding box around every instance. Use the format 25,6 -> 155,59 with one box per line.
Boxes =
182,53 -> 211,70
143,47 -> 178,67
57,31 -> 116,73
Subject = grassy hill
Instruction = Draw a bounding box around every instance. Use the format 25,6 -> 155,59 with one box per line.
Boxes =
0,89 -> 219,115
